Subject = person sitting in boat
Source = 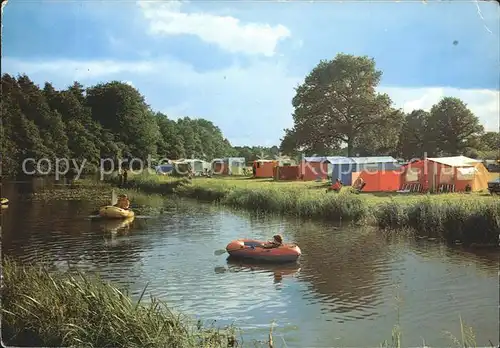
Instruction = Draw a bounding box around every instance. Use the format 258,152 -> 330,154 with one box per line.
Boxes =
114,194 -> 130,210
261,234 -> 283,249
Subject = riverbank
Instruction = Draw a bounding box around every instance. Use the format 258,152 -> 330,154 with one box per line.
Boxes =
15,178 -> 177,216
1,258 -> 484,348
122,174 -> 499,247
1,258 -> 242,348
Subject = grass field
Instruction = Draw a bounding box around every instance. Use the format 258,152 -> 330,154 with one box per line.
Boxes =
121,173 -> 499,247
149,175 -> 496,205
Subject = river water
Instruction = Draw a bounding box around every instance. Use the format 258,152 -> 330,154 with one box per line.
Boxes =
1,183 -> 498,347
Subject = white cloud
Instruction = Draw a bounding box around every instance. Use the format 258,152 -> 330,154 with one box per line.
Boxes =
2,56 -> 498,147
137,0 -> 291,57
1,58 -> 154,80
380,86 -> 499,132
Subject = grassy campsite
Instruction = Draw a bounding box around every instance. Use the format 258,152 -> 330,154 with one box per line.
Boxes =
122,173 -> 499,247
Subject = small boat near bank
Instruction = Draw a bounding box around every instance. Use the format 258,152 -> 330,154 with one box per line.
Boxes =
98,205 -> 135,219
225,239 -> 301,263
1,198 -> 9,208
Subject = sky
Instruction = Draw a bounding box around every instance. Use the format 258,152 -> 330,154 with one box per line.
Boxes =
2,0 -> 499,147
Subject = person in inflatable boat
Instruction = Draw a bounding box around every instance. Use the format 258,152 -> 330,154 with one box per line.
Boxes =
114,194 -> 131,210
262,234 -> 283,249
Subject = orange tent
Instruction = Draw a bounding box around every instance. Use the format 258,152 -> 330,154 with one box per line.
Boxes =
356,170 -> 402,192
400,156 -> 489,192
300,157 -> 329,181
254,160 -> 277,178
273,165 -> 300,181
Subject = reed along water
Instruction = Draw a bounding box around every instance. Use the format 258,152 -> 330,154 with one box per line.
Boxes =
2,184 -> 498,347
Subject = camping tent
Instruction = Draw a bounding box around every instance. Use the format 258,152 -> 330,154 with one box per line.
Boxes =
273,165 -> 300,181
155,164 -> 173,175
300,157 -> 329,181
253,160 -> 277,178
328,156 -> 354,185
211,158 -> 246,175
329,156 -> 400,186
400,155 -> 489,192
212,158 -> 224,174
225,157 -> 246,175
356,168 -> 402,192
185,159 -> 210,175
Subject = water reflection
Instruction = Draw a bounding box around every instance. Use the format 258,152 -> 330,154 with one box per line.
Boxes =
1,182 -> 498,347
224,257 -> 301,285
289,222 -> 393,321
1,199 -> 148,277
96,216 -> 136,234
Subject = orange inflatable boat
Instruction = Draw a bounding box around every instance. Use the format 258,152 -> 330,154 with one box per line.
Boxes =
225,239 -> 301,263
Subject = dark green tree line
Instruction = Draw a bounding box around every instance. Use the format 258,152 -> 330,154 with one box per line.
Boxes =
1,74 -> 235,176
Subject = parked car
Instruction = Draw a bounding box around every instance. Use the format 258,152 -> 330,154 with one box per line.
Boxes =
487,177 -> 500,195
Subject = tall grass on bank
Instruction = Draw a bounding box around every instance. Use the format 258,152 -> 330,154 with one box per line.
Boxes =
117,174 -> 368,222
174,179 -> 368,223
119,174 -> 500,246
1,259 -> 488,348
1,258 -> 240,348
375,198 -> 500,246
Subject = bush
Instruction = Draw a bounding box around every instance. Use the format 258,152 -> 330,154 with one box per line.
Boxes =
375,197 -> 500,246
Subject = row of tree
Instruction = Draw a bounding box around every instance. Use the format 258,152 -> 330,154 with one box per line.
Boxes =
1,58 -> 498,177
279,53 -> 499,160
1,74 -> 238,176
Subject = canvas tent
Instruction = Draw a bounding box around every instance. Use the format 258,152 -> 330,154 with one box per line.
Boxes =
349,157 -> 401,190
329,156 -> 400,186
300,157 -> 330,181
155,164 -> 173,175
253,160 -> 277,178
355,167 -> 402,192
273,165 -> 300,181
186,159 -> 210,174
328,156 -> 354,185
225,157 -> 246,175
172,159 -> 209,176
212,158 -> 224,174
211,157 -> 246,175
400,155 -> 489,192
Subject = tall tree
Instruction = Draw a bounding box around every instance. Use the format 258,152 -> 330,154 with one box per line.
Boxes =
16,75 -> 70,159
478,131 -> 500,151
397,110 -> 438,159
85,81 -> 160,159
289,53 -> 398,156
155,113 -> 185,159
176,117 -> 201,158
429,97 -> 484,156
1,74 -> 240,175
354,109 -> 405,156
279,127 -> 341,156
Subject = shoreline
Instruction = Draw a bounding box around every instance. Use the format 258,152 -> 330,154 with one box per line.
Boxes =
1,258 -> 488,348
119,174 -> 499,247
1,258 -> 244,348
3,175 -> 499,247
2,180 -> 495,347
